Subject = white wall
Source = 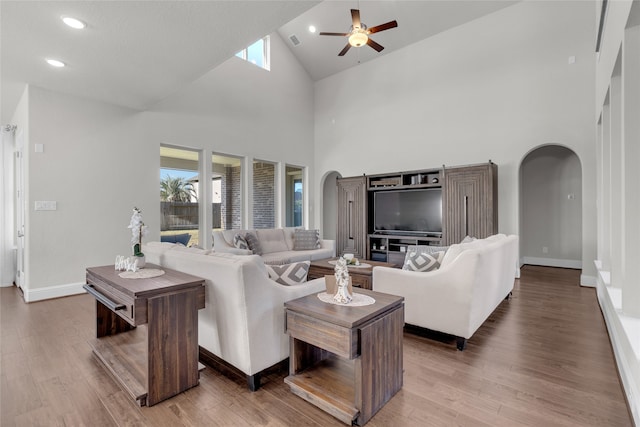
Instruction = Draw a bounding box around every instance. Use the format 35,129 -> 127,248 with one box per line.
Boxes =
25,87 -> 148,300
520,145 -> 582,268
17,31 -> 315,300
313,0 -> 597,281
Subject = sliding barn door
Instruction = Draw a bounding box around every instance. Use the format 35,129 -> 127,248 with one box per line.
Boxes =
336,176 -> 367,259
443,163 -> 498,245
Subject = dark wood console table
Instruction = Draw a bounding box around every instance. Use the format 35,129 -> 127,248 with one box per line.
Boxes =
84,265 -> 205,406
307,258 -> 397,290
285,289 -> 404,425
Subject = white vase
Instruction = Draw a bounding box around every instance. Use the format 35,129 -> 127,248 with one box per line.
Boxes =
136,255 -> 146,269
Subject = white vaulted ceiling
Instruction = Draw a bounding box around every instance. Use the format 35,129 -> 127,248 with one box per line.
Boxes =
1,1 -> 518,124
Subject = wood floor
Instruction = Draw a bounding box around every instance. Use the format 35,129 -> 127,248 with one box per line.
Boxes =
0,266 -> 633,426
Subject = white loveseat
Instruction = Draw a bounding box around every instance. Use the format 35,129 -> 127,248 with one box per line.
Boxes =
143,242 -> 326,390
213,228 -> 335,264
372,234 -> 519,350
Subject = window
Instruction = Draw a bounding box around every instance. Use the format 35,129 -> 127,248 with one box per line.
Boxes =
235,36 -> 270,70
253,160 -> 276,229
212,154 -> 243,230
160,146 -> 199,246
286,165 -> 304,227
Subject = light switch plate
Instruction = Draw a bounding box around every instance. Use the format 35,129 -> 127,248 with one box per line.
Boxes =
35,201 -> 57,211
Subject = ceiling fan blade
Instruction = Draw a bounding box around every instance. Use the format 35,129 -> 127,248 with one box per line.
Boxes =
367,38 -> 384,52
351,9 -> 361,29
338,43 -> 352,56
368,20 -> 398,34
319,32 -> 349,36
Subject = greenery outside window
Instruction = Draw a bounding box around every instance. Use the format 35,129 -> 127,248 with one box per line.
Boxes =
286,165 -> 304,227
160,146 -> 199,246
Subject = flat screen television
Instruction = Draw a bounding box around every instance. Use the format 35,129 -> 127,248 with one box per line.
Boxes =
373,188 -> 442,236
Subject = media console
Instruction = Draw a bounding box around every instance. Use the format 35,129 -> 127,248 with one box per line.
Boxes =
368,234 -> 443,264
336,162 -> 498,260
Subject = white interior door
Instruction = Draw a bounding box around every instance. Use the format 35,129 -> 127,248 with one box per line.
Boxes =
15,130 -> 25,289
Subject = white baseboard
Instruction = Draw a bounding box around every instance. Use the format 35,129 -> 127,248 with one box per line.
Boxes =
521,256 -> 582,269
23,282 -> 86,302
580,274 -> 596,288
597,271 -> 640,426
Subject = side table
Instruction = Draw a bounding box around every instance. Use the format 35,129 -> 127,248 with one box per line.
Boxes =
84,264 -> 205,406
284,289 -> 404,425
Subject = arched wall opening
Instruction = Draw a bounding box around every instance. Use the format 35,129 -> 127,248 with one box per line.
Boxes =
519,145 -> 582,270
321,171 -> 342,240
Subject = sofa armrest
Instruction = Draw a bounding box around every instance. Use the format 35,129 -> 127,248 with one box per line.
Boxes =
319,239 -> 336,257
372,262 -> 477,338
213,230 -> 253,255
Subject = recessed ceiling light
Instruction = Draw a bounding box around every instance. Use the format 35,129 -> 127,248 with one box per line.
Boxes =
46,59 -> 65,68
62,16 -> 86,29
308,25 -> 316,33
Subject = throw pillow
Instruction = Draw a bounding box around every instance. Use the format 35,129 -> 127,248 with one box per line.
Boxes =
461,235 -> 476,244
293,229 -> 320,250
244,232 -> 263,255
265,261 -> 310,285
403,250 -> 445,272
233,233 -> 249,250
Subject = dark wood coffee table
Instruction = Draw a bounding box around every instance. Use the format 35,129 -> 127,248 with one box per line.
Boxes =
308,258 -> 397,290
284,289 -> 404,425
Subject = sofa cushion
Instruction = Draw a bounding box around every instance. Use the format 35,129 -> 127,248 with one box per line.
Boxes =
244,232 -> 263,255
460,235 -> 476,243
441,239 -> 488,267
256,229 -> 288,254
169,245 -> 211,255
293,229 -> 320,250
282,227 -> 299,250
233,233 -> 250,250
265,261 -> 310,285
403,250 -> 445,272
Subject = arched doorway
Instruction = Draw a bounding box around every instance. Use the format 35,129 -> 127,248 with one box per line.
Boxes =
519,145 -> 582,269
321,171 -> 342,240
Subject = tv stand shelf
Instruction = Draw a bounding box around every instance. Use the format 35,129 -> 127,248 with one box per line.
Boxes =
368,234 -> 442,264
367,168 -> 441,190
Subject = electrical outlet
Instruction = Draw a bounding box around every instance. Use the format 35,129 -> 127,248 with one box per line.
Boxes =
542,246 -> 549,254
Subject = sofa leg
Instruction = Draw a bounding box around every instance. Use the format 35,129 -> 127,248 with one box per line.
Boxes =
456,337 -> 467,351
247,373 -> 261,392
505,291 -> 513,300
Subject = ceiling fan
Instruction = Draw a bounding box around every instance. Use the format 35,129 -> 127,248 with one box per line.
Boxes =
319,9 -> 398,56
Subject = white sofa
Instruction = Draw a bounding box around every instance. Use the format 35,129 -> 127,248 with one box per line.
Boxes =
372,234 -> 519,350
143,242 -> 326,390
213,227 -> 335,264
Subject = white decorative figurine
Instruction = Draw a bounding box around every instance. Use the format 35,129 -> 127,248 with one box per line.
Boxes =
333,256 -> 353,304
115,255 -> 139,272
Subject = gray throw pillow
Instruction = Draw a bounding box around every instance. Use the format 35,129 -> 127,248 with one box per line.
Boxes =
403,250 -> 445,272
265,261 -> 310,285
244,232 -> 263,255
233,233 -> 249,250
293,229 -> 320,250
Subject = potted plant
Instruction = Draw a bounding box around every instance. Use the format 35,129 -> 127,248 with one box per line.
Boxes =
128,207 -> 148,268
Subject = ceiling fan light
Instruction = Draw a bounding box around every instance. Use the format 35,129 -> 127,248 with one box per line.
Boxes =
349,32 -> 368,47
62,16 -> 86,29
46,59 -> 65,68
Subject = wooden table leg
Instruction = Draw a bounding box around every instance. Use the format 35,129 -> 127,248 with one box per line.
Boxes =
146,289 -> 200,406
